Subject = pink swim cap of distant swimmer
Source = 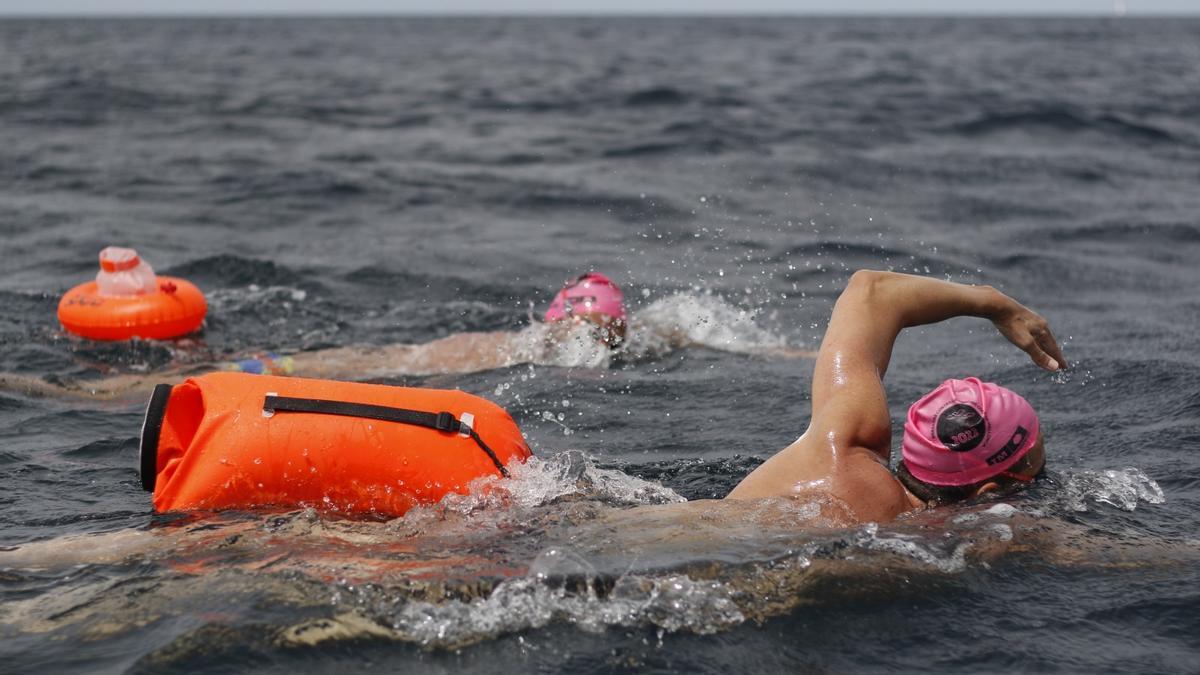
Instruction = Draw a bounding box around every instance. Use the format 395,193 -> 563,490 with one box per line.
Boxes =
544,272 -> 627,322
902,377 -> 1040,487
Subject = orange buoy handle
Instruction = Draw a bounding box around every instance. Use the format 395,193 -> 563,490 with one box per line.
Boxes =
140,373 -> 533,517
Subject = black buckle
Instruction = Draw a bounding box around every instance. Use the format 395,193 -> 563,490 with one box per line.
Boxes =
435,411 -> 457,432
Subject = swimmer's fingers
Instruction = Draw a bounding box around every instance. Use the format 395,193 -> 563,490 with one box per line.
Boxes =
1036,324 -> 1068,371
993,306 -> 1066,372
1023,341 -> 1057,372
1018,319 -> 1066,372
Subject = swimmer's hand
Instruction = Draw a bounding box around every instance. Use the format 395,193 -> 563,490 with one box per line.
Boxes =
990,296 -> 1067,371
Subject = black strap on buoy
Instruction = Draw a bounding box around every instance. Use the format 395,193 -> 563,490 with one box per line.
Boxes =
139,383 -> 174,492
262,395 -> 510,477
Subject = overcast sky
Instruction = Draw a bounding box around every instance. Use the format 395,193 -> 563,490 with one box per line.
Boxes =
0,0 -> 1195,15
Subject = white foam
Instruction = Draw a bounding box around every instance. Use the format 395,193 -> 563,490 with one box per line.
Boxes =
625,291 -> 789,358
344,572 -> 745,648
506,322 -> 612,369
207,284 -> 309,310
1060,467 -> 1166,512
849,522 -> 971,573
408,452 -> 685,519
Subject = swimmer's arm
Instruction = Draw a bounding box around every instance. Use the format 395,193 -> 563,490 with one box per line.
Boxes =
0,519 -> 268,571
0,371 -> 175,401
819,270 -> 1065,388
0,529 -> 162,569
727,271 -> 1064,506
725,272 -> 917,503
811,270 -> 1066,455
868,271 -> 1066,372
289,331 -> 523,379
996,517 -> 1200,569
0,329 -> 526,401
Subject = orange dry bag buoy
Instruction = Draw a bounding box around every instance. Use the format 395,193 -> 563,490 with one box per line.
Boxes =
58,247 -> 207,341
139,372 -> 532,517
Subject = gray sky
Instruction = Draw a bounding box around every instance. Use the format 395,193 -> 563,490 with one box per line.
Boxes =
0,0 -> 1196,14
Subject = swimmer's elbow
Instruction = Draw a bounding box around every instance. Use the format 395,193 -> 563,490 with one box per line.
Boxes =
846,269 -> 881,289
839,270 -> 889,309
845,269 -> 891,296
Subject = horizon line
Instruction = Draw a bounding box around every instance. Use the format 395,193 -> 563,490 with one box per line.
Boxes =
2,10 -> 1197,17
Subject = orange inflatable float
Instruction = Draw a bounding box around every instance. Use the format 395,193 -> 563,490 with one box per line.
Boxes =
139,372 -> 532,516
58,247 -> 207,341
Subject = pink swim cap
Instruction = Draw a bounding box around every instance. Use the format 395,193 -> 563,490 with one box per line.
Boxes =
544,272 -> 627,323
902,377 -> 1040,487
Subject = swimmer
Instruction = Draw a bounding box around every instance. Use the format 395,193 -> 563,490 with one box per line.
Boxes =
721,269 -> 1064,522
5,272 -> 797,400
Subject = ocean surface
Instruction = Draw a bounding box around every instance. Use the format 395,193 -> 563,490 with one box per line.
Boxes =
1,16 -> 1199,674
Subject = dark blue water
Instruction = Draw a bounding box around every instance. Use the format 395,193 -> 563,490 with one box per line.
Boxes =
1,16 -> 1199,674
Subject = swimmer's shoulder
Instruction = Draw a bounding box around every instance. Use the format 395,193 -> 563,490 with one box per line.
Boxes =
727,434 -> 916,525
810,453 -> 920,525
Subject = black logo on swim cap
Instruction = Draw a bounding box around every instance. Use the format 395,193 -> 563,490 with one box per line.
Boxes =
563,295 -> 597,315
936,403 -> 987,452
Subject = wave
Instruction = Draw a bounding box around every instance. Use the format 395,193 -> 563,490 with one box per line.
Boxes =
616,455 -> 766,500
771,240 -> 975,286
0,76 -> 186,127
206,168 -> 370,206
507,185 -> 693,223
949,107 -> 1181,145
342,266 -> 543,309
601,141 -> 686,158
623,86 -> 690,107
163,255 -> 312,291
1038,221 -> 1200,245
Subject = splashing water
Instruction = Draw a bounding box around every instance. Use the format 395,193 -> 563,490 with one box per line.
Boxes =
507,321 -> 613,370
849,523 -> 974,573
626,291 -> 790,359
414,451 -> 686,519
502,290 -> 794,371
1059,467 -> 1166,512
319,570 -> 745,649
206,284 -> 310,311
